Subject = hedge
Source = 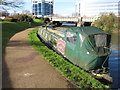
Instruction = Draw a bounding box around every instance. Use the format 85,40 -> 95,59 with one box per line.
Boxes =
28,29 -> 110,89
3,18 -> 17,22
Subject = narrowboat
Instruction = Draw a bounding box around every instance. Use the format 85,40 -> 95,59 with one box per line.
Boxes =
37,26 -> 111,76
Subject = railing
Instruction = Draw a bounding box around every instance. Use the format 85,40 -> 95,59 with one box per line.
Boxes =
52,17 -> 79,22
49,16 -> 98,22
82,17 -> 98,22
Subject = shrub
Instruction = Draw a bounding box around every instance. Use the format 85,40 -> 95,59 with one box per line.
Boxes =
3,18 -> 12,21
34,16 -> 41,19
11,19 -> 18,22
3,18 -> 12,22
17,14 -> 33,22
38,17 -> 50,24
33,17 -> 50,24
9,14 -> 33,22
8,14 -> 19,19
3,18 -> 18,22
43,18 -> 50,23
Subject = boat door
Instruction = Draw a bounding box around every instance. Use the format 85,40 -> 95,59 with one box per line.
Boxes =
64,31 -> 78,63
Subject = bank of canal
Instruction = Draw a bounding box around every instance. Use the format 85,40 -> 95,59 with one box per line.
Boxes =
55,24 -> 120,88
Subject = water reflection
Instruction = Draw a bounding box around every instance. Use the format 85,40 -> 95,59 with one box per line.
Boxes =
62,23 -> 76,26
109,32 -> 120,88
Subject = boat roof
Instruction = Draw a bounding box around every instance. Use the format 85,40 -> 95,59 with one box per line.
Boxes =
65,26 -> 108,36
43,27 -> 65,38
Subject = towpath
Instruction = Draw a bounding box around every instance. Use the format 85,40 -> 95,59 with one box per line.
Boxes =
3,28 -> 76,88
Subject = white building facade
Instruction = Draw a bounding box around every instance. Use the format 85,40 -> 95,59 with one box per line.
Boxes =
75,1 -> 120,17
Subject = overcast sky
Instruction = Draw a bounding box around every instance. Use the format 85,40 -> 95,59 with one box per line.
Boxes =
21,0 -> 120,16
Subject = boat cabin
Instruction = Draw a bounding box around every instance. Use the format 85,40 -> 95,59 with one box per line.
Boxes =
38,26 -> 111,71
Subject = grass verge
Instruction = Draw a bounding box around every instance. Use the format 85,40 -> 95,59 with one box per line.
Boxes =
2,20 -> 44,50
28,29 -> 110,89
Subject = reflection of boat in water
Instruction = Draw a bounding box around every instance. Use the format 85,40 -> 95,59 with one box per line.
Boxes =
37,26 -> 112,82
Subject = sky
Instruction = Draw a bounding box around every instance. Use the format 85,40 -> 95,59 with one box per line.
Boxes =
20,0 -> 119,16
23,0 -> 78,16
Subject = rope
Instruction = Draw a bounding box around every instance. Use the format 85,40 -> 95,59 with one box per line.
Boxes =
101,50 -> 111,73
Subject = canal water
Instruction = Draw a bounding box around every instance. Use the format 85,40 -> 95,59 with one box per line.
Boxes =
109,32 -> 120,88
55,23 -> 120,88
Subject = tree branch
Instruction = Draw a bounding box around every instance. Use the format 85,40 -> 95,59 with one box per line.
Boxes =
1,0 -> 24,11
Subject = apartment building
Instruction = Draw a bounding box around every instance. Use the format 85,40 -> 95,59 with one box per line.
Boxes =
75,1 -> 120,17
32,0 -> 53,17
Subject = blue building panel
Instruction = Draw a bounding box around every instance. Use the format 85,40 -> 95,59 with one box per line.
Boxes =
32,0 -> 53,17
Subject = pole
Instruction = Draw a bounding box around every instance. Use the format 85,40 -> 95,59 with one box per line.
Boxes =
50,0 -> 53,22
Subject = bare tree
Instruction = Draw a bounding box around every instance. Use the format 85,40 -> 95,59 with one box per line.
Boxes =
22,10 -> 32,15
0,11 -> 9,16
1,0 -> 24,12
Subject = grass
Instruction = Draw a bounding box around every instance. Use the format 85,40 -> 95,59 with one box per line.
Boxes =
33,19 -> 44,23
28,29 -> 110,89
2,19 -> 45,50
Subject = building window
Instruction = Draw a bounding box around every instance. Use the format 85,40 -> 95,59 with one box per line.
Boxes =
35,12 -> 37,15
32,1 -> 53,16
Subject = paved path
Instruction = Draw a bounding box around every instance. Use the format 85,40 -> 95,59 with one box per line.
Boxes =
3,28 -> 76,88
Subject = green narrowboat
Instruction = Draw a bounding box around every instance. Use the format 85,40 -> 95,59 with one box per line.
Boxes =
37,26 -> 111,72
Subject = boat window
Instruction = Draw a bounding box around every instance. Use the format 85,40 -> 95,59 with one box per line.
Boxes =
42,30 -> 45,36
66,32 -> 77,45
51,35 -> 58,47
94,34 -> 107,47
79,34 -> 85,47
45,31 -> 48,39
40,30 -> 42,34
48,34 -> 51,41
42,31 -> 47,40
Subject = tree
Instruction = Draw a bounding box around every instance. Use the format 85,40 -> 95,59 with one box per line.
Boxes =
1,0 -> 24,12
17,14 -> 33,22
0,11 -> 9,17
92,13 -> 118,33
22,10 -> 32,15
44,18 -> 50,24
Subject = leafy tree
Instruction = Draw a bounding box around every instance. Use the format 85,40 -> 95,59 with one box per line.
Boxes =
92,13 -> 118,33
